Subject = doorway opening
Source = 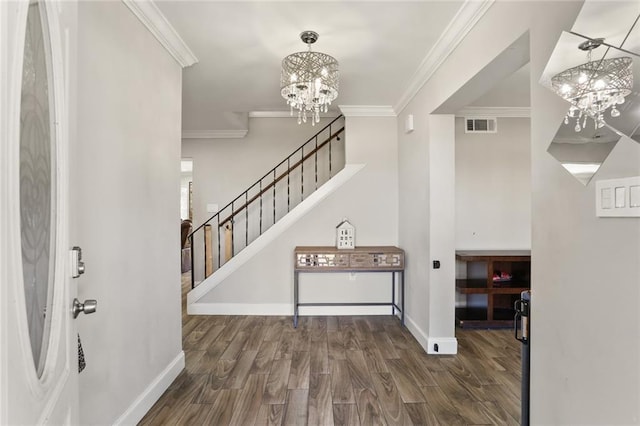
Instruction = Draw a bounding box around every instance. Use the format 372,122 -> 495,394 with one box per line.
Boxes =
180,159 -> 193,316
431,31 -> 532,423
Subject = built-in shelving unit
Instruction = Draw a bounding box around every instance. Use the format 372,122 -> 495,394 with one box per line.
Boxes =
455,250 -> 531,328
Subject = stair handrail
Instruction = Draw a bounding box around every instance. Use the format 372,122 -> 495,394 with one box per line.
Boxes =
188,115 -> 345,287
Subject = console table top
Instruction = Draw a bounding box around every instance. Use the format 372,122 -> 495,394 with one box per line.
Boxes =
295,246 -> 403,253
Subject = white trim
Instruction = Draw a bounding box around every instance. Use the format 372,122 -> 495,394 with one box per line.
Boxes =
249,111 -> 341,119
181,129 -> 248,139
189,304 -> 401,318
299,306 -> 392,316
113,351 -> 185,426
249,111 -> 292,118
36,367 -> 70,425
456,106 -> 530,118
426,337 -> 458,355
189,303 -> 292,316
187,164 -> 366,306
404,314 -> 429,350
404,316 -> 458,355
338,105 -> 396,117
394,0 -> 495,113
121,0 -> 197,68
0,0 -> 10,418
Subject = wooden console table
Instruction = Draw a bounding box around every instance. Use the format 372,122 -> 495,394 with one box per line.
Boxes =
293,246 -> 405,328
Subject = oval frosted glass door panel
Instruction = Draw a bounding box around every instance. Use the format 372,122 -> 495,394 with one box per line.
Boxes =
20,1 -> 56,377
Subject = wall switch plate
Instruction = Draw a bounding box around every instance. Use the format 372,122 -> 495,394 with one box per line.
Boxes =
596,176 -> 640,217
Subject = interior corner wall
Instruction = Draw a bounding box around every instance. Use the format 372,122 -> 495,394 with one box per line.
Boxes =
73,2 -> 183,424
455,117 -> 531,250
398,0 -> 640,423
428,115 -> 456,340
197,116 -> 399,314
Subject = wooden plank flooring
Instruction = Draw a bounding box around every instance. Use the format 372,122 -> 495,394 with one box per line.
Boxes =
139,276 -> 521,425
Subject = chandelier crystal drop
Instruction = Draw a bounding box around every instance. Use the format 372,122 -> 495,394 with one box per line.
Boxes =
281,31 -> 339,126
551,38 -> 633,133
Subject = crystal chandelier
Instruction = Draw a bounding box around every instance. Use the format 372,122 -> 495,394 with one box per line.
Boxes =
552,38 -> 633,132
281,31 -> 339,125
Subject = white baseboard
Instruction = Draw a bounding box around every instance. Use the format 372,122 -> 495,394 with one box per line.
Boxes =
299,306 -> 393,316
188,303 -> 292,316
113,351 -> 185,425
403,315 -> 458,355
404,314 -> 429,350
427,337 -> 458,355
188,303 -> 400,317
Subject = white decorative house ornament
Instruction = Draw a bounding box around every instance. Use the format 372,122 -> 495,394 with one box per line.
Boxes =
336,218 -> 355,249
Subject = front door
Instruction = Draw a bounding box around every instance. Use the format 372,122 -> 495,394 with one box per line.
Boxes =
1,1 -> 83,423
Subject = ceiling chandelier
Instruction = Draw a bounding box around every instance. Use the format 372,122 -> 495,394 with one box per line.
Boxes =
281,31 -> 339,125
551,38 -> 633,132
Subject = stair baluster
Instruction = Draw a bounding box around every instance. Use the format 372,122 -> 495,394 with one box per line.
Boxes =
188,115 -> 345,288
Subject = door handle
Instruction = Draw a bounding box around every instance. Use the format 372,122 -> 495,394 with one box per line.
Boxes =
514,299 -> 529,343
72,298 -> 97,318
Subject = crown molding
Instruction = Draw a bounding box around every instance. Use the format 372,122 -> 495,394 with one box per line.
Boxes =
122,0 -> 198,68
394,0 -> 495,113
338,105 -> 396,117
249,111 -> 292,118
456,106 -> 530,118
249,111 -> 341,119
182,130 -> 248,139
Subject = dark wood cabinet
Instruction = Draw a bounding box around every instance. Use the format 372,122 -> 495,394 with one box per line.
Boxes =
455,250 -> 531,328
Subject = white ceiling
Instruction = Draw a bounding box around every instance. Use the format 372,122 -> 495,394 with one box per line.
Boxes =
155,1 -> 465,131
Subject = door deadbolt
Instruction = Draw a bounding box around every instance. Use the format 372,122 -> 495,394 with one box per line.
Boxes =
71,246 -> 85,278
72,298 -> 97,318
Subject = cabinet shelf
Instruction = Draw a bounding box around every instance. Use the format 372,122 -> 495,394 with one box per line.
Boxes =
455,250 -> 530,328
455,307 -> 516,328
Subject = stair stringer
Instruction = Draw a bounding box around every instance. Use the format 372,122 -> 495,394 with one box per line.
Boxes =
186,164 -> 365,311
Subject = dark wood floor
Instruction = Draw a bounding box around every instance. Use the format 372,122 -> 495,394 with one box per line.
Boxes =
139,276 -> 521,425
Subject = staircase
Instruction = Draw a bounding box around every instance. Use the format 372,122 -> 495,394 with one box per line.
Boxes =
188,115 -> 346,289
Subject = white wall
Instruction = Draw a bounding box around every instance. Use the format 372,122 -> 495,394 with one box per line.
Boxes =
182,116 -> 345,278
197,116 -> 399,316
73,2 -> 183,424
182,117 -> 337,230
529,4 -> 640,423
455,117 -> 531,250
398,0 -> 640,422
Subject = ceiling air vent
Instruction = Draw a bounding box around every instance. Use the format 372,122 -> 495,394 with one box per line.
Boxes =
465,117 -> 497,133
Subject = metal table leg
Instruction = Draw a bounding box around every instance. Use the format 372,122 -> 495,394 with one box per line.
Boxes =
392,272 -> 396,316
401,271 -> 405,326
293,271 -> 299,328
